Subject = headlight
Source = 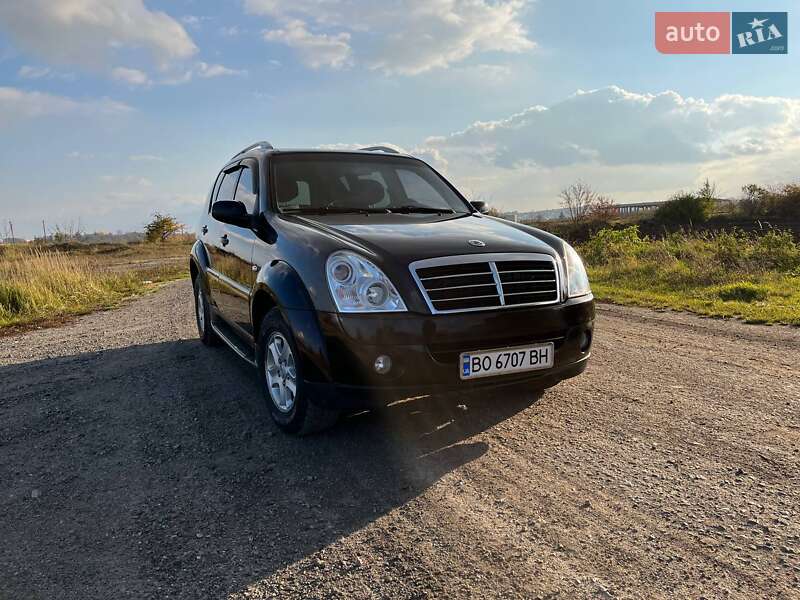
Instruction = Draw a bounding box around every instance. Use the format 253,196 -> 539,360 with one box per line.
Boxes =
564,243 -> 591,298
326,251 -> 407,312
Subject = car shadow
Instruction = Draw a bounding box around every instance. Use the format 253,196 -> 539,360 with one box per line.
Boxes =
0,339 -> 543,599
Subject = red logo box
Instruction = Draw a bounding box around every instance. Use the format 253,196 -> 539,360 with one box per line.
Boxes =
656,12 -> 731,54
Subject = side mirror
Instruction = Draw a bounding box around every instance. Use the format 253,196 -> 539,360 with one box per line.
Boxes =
212,201 -> 251,227
470,200 -> 489,214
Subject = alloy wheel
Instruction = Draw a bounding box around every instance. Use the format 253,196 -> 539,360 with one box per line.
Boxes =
265,332 -> 297,413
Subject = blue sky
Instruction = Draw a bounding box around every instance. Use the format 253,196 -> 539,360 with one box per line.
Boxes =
0,0 -> 798,238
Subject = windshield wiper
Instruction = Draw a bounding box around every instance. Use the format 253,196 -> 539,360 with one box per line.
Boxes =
388,205 -> 454,214
283,207 -> 389,215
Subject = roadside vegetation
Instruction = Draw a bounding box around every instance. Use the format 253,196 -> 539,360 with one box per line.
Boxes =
0,217 -> 192,330
510,179 -> 800,325
578,225 -> 800,325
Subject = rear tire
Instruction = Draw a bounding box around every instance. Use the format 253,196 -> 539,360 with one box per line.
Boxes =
256,308 -> 339,435
193,277 -> 220,346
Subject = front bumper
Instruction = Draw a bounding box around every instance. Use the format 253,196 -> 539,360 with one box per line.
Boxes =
290,296 -> 595,408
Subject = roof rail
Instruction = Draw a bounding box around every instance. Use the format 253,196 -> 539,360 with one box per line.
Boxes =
359,145 -> 399,154
232,141 -> 274,159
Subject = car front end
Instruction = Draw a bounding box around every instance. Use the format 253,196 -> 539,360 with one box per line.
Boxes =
304,233 -> 594,408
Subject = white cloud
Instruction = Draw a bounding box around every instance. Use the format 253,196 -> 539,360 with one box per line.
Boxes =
17,65 -> 50,79
0,87 -> 133,127
161,62 -> 248,85
195,62 -> 247,78
129,154 -> 164,162
246,0 -> 533,75
0,0 -> 197,71
112,67 -> 152,87
418,86 -> 800,211
220,25 -> 242,37
263,20 -> 351,69
181,15 -> 209,29
100,174 -> 153,188
17,64 -> 76,81
425,86 -> 800,168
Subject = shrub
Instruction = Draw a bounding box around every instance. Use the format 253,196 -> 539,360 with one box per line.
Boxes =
717,283 -> 768,303
752,229 -> 800,270
737,183 -> 800,219
145,213 -> 184,243
772,184 -> 800,219
655,192 -> 714,225
739,184 -> 771,218
710,230 -> 750,269
580,226 -> 645,265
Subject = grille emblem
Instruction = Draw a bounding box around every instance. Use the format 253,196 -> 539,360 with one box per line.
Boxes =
467,239 -> 486,247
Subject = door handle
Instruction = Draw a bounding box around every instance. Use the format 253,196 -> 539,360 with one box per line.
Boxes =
220,234 -> 229,247
201,225 -> 208,235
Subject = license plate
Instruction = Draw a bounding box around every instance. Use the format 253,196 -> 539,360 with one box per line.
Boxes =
460,342 -> 554,380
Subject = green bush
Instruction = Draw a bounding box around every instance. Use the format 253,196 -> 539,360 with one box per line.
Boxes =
710,230 -> 750,269
752,229 -> 800,270
772,184 -> 800,219
655,192 -> 715,225
738,183 -> 800,219
580,226 -> 646,264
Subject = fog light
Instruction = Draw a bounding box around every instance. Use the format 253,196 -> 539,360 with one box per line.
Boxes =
579,330 -> 592,353
374,355 -> 392,374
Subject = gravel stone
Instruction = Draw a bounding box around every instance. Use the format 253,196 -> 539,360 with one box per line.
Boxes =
1,280 -> 798,599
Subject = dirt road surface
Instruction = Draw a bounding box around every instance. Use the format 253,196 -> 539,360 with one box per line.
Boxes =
1,280 -> 798,599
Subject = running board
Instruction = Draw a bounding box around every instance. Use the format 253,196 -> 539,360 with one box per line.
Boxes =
210,316 -> 257,367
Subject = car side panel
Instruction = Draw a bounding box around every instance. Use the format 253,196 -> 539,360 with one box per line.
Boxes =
213,226 -> 256,336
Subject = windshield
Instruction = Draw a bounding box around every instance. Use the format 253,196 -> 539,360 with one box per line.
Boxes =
272,154 -> 471,215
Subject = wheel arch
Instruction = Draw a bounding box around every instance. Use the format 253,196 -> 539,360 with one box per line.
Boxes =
251,261 -> 332,385
251,288 -> 278,338
251,260 -> 315,322
189,240 -> 211,291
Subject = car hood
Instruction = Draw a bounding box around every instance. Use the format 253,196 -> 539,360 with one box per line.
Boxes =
289,213 -> 556,262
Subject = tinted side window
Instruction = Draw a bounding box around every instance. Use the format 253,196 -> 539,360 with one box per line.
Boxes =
208,172 -> 224,211
234,167 -> 257,213
216,169 -> 240,204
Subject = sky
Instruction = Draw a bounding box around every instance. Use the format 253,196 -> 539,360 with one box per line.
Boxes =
0,0 -> 798,238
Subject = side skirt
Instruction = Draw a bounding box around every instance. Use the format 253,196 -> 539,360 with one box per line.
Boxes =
210,313 -> 257,368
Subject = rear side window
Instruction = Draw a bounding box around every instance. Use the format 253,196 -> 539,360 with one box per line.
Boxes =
234,167 -> 257,213
216,169 -> 240,204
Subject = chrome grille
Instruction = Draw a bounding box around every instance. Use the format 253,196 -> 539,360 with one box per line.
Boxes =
410,253 -> 561,314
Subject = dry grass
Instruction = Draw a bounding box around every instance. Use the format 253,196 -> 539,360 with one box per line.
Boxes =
0,241 -> 192,329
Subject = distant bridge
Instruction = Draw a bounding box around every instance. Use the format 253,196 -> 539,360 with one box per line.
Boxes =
614,201 -> 664,215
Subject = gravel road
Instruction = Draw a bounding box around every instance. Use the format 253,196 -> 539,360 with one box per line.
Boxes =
1,279 -> 798,599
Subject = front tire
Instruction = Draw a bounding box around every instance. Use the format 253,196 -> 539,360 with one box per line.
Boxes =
193,277 -> 219,346
256,308 -> 339,435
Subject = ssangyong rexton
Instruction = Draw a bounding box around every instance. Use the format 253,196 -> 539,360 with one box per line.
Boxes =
190,142 -> 594,434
